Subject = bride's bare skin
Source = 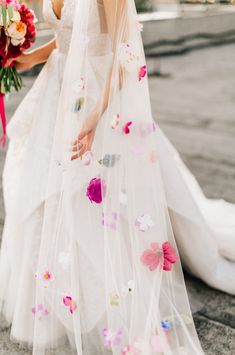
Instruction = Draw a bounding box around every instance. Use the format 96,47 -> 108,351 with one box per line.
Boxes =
71,0 -> 126,161
4,0 -> 68,70
4,0 -> 123,161
51,0 -> 64,20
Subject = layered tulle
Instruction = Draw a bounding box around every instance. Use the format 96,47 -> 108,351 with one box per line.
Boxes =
0,0 -> 234,354
29,0 -> 203,353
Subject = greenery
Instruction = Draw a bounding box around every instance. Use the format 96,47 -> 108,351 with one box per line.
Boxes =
135,0 -> 153,12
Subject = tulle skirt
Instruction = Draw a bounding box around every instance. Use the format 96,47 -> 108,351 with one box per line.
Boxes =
0,47 -> 234,353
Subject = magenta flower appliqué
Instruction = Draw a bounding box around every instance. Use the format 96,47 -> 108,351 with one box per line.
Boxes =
141,241 -> 178,271
123,121 -> 132,134
138,65 -> 147,81
63,295 -> 77,314
86,177 -> 106,204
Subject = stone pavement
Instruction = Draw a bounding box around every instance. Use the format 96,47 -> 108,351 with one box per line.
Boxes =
0,44 -> 235,354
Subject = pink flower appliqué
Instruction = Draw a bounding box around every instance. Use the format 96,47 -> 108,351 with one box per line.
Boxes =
102,328 -> 122,348
150,332 -> 169,353
137,122 -> 156,138
102,212 -> 118,230
141,242 -> 178,271
138,65 -> 147,81
123,121 -> 132,134
149,150 -> 158,163
122,344 -> 142,355
35,269 -> 55,287
63,295 -> 77,314
111,114 -> 120,129
32,304 -> 49,320
86,177 -> 106,204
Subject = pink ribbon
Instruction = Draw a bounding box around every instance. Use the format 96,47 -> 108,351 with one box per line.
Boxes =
0,93 -> 6,147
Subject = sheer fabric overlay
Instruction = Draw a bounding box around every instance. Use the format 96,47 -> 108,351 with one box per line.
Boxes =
2,0 -> 204,354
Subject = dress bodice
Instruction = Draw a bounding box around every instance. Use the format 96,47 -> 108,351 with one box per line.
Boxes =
43,0 -> 77,54
43,0 -> 109,56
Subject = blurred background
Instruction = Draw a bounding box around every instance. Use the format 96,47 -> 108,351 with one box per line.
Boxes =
0,0 -> 235,354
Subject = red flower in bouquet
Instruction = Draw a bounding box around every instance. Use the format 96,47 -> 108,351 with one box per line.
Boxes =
0,0 -> 37,145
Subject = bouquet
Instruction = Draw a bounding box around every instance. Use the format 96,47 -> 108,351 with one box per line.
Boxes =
0,0 -> 36,146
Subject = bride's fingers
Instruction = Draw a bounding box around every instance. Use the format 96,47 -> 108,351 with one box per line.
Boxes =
71,142 -> 83,152
71,153 -> 79,161
71,136 -> 85,151
71,143 -> 87,160
77,144 -> 87,158
71,130 -> 94,159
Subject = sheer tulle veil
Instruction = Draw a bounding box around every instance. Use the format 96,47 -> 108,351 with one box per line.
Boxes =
29,0 -> 204,353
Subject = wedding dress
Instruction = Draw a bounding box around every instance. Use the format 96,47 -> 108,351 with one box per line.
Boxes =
0,0 -> 234,354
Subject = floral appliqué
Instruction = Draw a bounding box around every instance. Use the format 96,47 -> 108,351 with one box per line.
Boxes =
35,269 -> 55,287
99,154 -> 120,168
86,177 -> 106,204
119,190 -> 128,206
136,21 -> 143,32
138,65 -> 147,81
122,344 -> 142,355
74,97 -> 85,112
141,242 -> 179,271
161,320 -> 173,332
119,43 -> 140,73
137,122 -> 156,138
110,293 -> 119,306
123,121 -> 132,134
111,113 -> 120,129
32,304 -> 49,320
150,331 -> 169,353
122,280 -> 135,296
102,328 -> 122,348
149,150 -> 158,163
63,295 -> 77,314
135,213 -> 155,232
102,212 -> 118,230
78,77 -> 85,91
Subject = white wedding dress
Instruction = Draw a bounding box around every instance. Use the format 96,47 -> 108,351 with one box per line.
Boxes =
0,0 -> 234,353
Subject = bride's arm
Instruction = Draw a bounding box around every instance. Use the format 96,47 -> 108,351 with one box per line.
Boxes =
71,0 -> 127,160
5,38 -> 57,71
86,0 -> 127,119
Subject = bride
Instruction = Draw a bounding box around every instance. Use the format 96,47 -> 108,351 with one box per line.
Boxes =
0,0 -> 234,354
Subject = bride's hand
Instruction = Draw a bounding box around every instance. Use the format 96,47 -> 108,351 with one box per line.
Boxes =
4,52 -> 35,71
71,108 -> 100,161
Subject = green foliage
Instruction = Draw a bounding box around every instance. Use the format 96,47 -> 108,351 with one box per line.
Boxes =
0,67 -> 22,95
135,0 -> 153,13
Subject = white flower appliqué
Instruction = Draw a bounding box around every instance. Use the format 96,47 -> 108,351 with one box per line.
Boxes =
135,213 -> 155,232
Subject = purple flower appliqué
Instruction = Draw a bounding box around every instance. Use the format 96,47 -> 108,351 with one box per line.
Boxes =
86,177 -> 106,204
102,328 -> 122,348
